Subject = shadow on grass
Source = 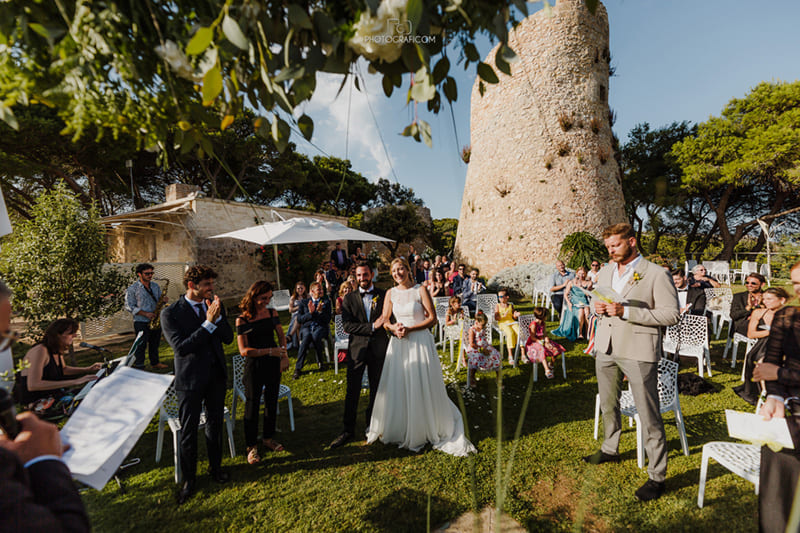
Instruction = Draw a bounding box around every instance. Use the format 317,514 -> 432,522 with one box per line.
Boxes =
361,487 -> 459,532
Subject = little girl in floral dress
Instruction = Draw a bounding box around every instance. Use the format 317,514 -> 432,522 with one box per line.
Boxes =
525,307 -> 565,379
465,311 -> 501,386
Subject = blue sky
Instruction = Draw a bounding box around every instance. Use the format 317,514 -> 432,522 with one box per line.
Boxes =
296,0 -> 800,220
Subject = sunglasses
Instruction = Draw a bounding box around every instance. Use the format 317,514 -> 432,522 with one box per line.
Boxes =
745,281 -> 761,285
142,272 -> 155,276
499,294 -> 509,299
0,329 -> 19,352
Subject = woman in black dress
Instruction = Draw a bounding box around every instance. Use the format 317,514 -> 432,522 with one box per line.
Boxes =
236,281 -> 289,465
17,319 -> 102,410
753,261 -> 800,532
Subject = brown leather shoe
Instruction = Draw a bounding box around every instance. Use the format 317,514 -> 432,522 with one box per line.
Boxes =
151,363 -> 169,370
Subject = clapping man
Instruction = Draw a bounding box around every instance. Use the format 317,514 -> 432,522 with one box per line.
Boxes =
584,223 -> 679,502
730,273 -> 765,336
160,266 -> 234,504
0,279 -> 90,531
293,282 -> 332,379
461,268 -> 485,313
125,263 -> 169,370
330,262 -> 389,448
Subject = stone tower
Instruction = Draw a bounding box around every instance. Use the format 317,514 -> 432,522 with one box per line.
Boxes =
453,0 -> 625,277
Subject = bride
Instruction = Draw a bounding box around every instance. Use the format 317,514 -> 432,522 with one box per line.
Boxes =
366,258 -> 475,456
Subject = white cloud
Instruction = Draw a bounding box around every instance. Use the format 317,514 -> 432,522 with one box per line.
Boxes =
300,61 -> 397,181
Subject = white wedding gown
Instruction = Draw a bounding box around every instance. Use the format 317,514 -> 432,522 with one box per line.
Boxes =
366,285 -> 476,456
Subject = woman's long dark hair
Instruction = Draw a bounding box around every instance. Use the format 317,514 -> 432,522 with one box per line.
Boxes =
42,319 -> 79,355
239,281 -> 273,322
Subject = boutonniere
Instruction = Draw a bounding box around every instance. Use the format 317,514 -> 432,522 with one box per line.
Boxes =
371,295 -> 379,310
629,271 -> 644,286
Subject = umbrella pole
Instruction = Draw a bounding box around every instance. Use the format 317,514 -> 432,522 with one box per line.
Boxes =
273,244 -> 281,289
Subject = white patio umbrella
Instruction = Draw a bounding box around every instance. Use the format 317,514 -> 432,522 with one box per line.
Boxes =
210,215 -> 393,288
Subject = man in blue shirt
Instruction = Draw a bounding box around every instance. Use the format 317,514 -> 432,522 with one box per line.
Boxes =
125,263 -> 168,370
549,260 -> 575,315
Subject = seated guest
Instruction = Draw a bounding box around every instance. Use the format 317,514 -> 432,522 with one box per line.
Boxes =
549,260 -> 575,315
314,269 -> 329,298
494,288 -> 521,363
689,264 -> 720,289
670,268 -> 706,315
286,281 -> 306,350
587,260 -> 601,284
451,264 -> 467,297
293,282 -> 332,379
236,281 -> 289,465
444,262 -> 458,295
336,281 -> 354,316
552,266 -> 592,342
355,246 -> 367,262
733,287 -> 788,406
730,273 -> 766,336
441,255 -> 451,272
461,268 -> 485,313
428,270 -> 446,298
752,260 -> 800,532
16,319 -> 102,409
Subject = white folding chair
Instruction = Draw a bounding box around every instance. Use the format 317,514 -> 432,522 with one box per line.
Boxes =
722,332 -> 757,372
512,314 -> 535,367
663,313 -> 713,377
703,287 -> 733,339
230,353 -> 295,431
155,382 -> 236,483
433,297 -> 450,346
731,261 -> 758,284
593,358 -> 689,468
476,293 -> 499,345
697,403 -> 762,508
333,314 -> 349,375
270,289 -> 291,312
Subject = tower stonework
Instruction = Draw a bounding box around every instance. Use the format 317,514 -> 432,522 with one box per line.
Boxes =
453,0 -> 625,277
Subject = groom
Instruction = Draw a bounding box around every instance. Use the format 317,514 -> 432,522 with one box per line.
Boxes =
330,262 -> 389,448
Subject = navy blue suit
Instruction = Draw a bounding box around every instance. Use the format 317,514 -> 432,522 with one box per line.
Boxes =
295,296 -> 332,372
160,295 -> 233,483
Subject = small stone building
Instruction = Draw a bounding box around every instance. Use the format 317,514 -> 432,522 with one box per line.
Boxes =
102,184 -> 348,299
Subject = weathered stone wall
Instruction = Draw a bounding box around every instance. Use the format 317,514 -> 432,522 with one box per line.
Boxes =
105,198 -> 347,299
453,0 -> 625,277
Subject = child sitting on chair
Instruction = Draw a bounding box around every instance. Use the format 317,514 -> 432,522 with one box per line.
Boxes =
465,311 -> 501,387
525,307 -> 565,379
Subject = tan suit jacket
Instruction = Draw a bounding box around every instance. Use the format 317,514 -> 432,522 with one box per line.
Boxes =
594,258 -> 680,362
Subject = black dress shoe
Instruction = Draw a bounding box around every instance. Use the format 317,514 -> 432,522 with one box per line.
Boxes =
293,370 -> 301,380
582,450 -> 621,465
176,480 -> 195,505
329,431 -> 353,449
209,470 -> 230,484
635,479 -> 666,502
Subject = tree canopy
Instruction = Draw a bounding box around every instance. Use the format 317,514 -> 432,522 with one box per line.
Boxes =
1,0 -> 601,161
671,81 -> 800,260
0,182 -> 128,336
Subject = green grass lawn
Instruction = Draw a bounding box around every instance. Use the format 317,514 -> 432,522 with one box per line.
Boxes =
62,303 -> 762,532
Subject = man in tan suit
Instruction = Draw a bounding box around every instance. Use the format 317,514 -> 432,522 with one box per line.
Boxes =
583,223 -> 680,502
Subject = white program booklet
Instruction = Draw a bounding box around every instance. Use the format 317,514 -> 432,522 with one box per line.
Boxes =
725,409 -> 795,450
61,366 -> 173,489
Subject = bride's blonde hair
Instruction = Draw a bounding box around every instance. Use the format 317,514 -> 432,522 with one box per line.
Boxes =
390,257 -> 412,285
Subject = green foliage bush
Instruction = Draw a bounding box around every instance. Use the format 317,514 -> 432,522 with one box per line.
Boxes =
559,232 -> 608,270
0,182 -> 127,336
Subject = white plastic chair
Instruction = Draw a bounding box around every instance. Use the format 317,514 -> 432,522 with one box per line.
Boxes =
760,264 -> 771,286
433,296 -> 450,346
697,403 -> 762,508
230,353 -> 295,431
532,278 -> 556,321
732,261 -> 758,284
155,382 -> 236,483
704,287 -> 733,338
722,332 -> 757,372
442,319 -> 462,364
593,358 -> 689,468
663,313 -> 713,377
476,293 -> 499,345
333,314 -> 348,375
270,289 -> 291,312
